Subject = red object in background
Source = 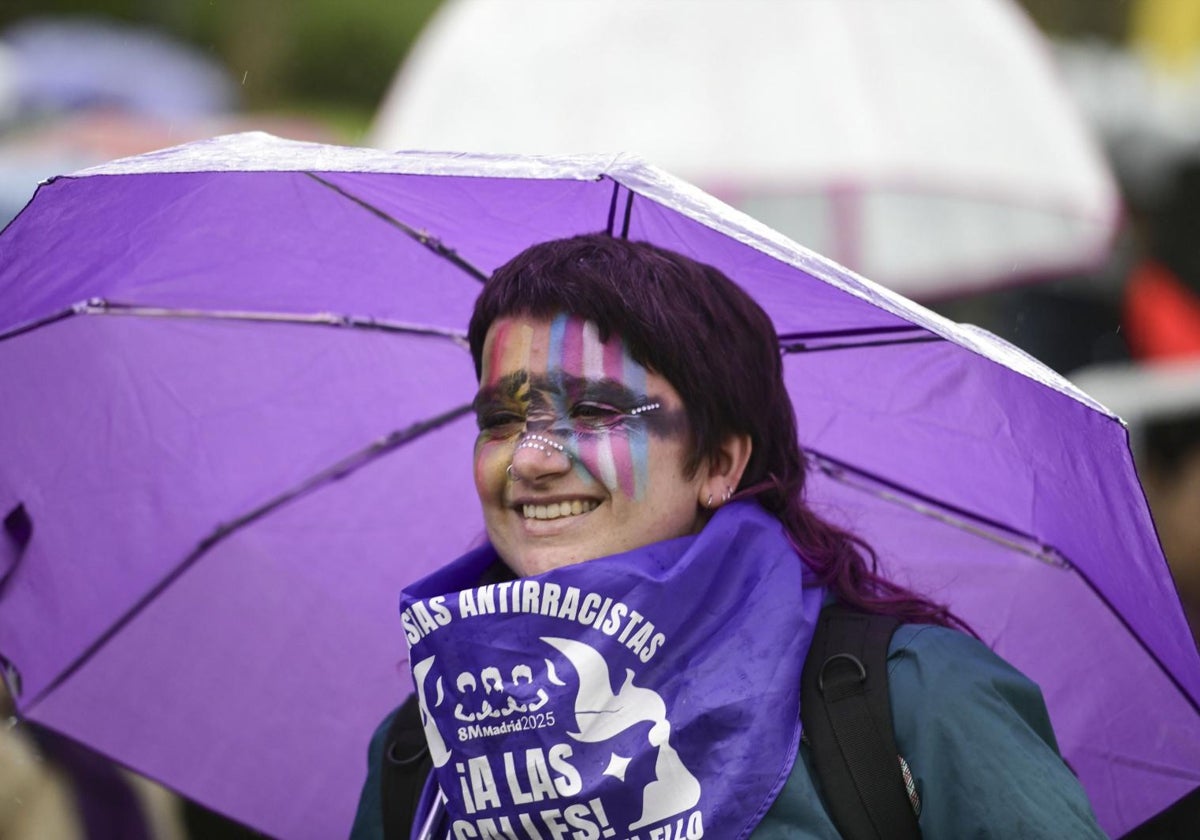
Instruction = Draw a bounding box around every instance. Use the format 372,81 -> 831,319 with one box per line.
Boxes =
1124,261 -> 1200,359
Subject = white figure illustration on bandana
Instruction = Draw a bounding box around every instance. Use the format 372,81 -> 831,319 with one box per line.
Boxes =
412,638 -> 701,829
452,665 -> 550,721
413,655 -> 453,768
542,636 -> 701,829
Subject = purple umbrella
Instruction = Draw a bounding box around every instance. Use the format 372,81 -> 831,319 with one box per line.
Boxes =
0,133 -> 1195,838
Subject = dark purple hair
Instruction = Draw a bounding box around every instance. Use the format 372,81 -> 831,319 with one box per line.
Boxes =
469,233 -> 963,629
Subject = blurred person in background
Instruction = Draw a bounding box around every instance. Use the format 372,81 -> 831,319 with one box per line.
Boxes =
0,681 -> 186,840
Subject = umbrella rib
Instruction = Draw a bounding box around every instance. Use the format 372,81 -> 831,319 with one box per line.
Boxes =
0,306 -> 79,342
778,325 -> 942,354
23,401 -> 475,712
606,182 -> 620,236
783,336 -> 942,354
1066,571 -> 1200,717
0,300 -> 469,347
302,172 -> 488,282
603,182 -> 635,239
812,451 -> 1200,715
778,326 -> 931,341
809,451 -> 1067,566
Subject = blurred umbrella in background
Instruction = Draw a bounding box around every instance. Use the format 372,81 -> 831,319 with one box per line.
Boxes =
0,15 -> 342,228
0,133 -> 1195,838
0,14 -> 233,225
1053,0 -> 1200,211
0,16 -> 236,121
370,0 -> 1120,300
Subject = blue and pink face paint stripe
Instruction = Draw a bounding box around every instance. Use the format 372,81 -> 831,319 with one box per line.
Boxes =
548,314 -> 650,501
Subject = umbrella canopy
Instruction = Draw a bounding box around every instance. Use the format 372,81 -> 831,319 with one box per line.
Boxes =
0,133 -> 1194,838
370,0 -> 1120,299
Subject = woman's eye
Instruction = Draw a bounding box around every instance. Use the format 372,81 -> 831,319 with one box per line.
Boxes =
477,412 -> 523,433
571,402 -> 623,426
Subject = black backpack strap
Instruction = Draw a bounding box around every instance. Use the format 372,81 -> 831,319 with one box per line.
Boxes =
1120,783 -> 1200,839
800,605 -> 922,840
381,694 -> 434,840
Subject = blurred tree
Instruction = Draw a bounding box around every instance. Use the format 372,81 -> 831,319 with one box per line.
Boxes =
1017,0 -> 1128,41
1015,0 -> 1130,41
0,0 -> 149,27
287,0 -> 442,106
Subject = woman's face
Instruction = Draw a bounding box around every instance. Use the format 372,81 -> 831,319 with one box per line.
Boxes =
474,313 -> 705,577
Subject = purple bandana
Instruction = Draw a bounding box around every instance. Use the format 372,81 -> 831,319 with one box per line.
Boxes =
399,502 -> 824,840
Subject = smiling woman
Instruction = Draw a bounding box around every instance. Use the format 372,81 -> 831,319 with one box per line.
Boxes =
472,312 -> 728,577
350,234 -> 1105,840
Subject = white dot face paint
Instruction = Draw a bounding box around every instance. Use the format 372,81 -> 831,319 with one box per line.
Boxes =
473,314 -> 701,577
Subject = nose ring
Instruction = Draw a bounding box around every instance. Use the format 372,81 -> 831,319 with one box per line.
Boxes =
508,434 -> 569,483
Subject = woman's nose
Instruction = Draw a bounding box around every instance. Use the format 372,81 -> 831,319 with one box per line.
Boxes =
508,433 -> 572,483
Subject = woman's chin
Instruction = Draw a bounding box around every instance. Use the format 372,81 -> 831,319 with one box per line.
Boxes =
499,532 -> 607,578
502,542 -> 597,578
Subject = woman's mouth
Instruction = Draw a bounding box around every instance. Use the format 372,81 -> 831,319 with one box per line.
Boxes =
521,500 -> 599,520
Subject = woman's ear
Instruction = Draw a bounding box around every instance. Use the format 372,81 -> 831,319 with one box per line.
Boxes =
699,433 -> 753,508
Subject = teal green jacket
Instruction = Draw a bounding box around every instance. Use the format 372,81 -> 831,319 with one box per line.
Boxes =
351,625 -> 1105,838
753,624 -> 1104,838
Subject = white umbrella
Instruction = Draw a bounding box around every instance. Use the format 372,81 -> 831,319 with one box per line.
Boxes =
370,0 -> 1119,299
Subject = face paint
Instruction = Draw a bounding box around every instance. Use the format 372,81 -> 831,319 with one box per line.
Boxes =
474,320 -> 532,493
474,315 -> 681,501
553,316 -> 637,498
485,319 -> 533,388
474,314 -> 701,578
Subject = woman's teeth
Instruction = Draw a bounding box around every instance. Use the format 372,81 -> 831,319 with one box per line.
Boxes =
523,500 -> 598,520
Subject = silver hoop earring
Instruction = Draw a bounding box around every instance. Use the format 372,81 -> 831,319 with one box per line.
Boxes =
723,486 -> 733,502
506,464 -> 521,482
706,493 -> 714,508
